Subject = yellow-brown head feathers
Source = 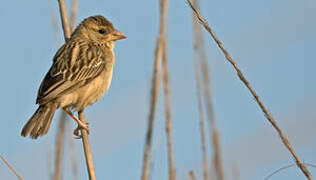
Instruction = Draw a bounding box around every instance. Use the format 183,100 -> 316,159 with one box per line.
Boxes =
71,15 -> 126,43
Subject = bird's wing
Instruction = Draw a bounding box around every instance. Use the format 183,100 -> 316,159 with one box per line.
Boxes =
36,41 -> 107,104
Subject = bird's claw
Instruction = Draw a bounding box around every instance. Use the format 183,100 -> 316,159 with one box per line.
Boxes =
73,120 -> 90,138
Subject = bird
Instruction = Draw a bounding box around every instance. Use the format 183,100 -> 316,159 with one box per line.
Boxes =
21,15 -> 126,139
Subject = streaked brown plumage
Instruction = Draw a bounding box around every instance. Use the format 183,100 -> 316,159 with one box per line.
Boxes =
21,15 -> 126,139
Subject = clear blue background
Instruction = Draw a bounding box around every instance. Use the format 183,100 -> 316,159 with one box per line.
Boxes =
0,0 -> 315,179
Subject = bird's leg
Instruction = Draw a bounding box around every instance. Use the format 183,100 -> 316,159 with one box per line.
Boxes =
74,110 -> 92,138
63,108 -> 89,137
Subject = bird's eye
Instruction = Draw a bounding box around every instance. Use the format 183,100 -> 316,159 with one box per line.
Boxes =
98,29 -> 106,34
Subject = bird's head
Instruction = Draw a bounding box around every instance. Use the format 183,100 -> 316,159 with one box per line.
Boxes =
72,15 -> 126,45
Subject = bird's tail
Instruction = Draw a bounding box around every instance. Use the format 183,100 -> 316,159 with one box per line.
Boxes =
21,103 -> 57,139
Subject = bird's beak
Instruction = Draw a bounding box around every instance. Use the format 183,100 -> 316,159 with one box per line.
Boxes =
105,29 -> 127,41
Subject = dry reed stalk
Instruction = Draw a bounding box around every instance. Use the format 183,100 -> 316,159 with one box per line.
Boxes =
186,0 -> 312,179
56,0 -> 96,179
69,132 -> 79,180
191,0 -> 209,179
54,112 -> 66,180
0,154 -> 22,180
188,170 -> 197,180
70,0 -> 78,32
202,61 -> 225,180
78,111 -> 96,180
69,1 -> 79,179
50,10 -> 66,180
141,32 -> 163,180
57,0 -> 71,41
50,10 -> 62,47
162,39 -> 176,180
141,0 -> 168,179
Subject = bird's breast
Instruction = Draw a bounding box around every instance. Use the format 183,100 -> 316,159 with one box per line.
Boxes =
58,62 -> 114,111
78,63 -> 114,109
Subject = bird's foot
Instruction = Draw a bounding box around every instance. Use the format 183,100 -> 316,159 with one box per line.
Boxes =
73,120 -> 90,138
63,108 -> 90,138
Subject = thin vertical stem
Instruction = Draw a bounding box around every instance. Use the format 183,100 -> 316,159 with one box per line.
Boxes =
54,112 -> 66,180
162,39 -> 176,180
141,0 -> 168,179
69,1 -> 79,179
202,61 -> 225,180
57,0 -> 71,41
78,111 -> 96,180
50,10 -> 62,47
51,9 -> 65,180
191,0 -> 209,179
141,36 -> 163,180
70,0 -> 78,32
186,1 -> 312,179
69,128 -> 79,180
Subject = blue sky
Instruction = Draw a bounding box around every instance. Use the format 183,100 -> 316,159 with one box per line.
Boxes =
0,0 -> 315,179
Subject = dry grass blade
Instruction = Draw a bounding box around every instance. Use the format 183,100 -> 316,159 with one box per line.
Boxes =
265,162 -> 316,180
186,0 -> 312,179
141,33 -> 163,180
191,1 -> 209,179
162,39 -> 176,180
211,127 -> 224,180
50,9 -> 65,180
50,10 -> 62,47
0,154 -> 23,180
141,0 -> 168,179
203,63 -> 225,180
69,1 -> 79,179
70,0 -> 78,32
69,132 -> 79,180
54,112 -> 66,180
57,0 -> 71,41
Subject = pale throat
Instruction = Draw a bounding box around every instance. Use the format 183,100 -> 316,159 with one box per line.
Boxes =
103,41 -> 115,50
